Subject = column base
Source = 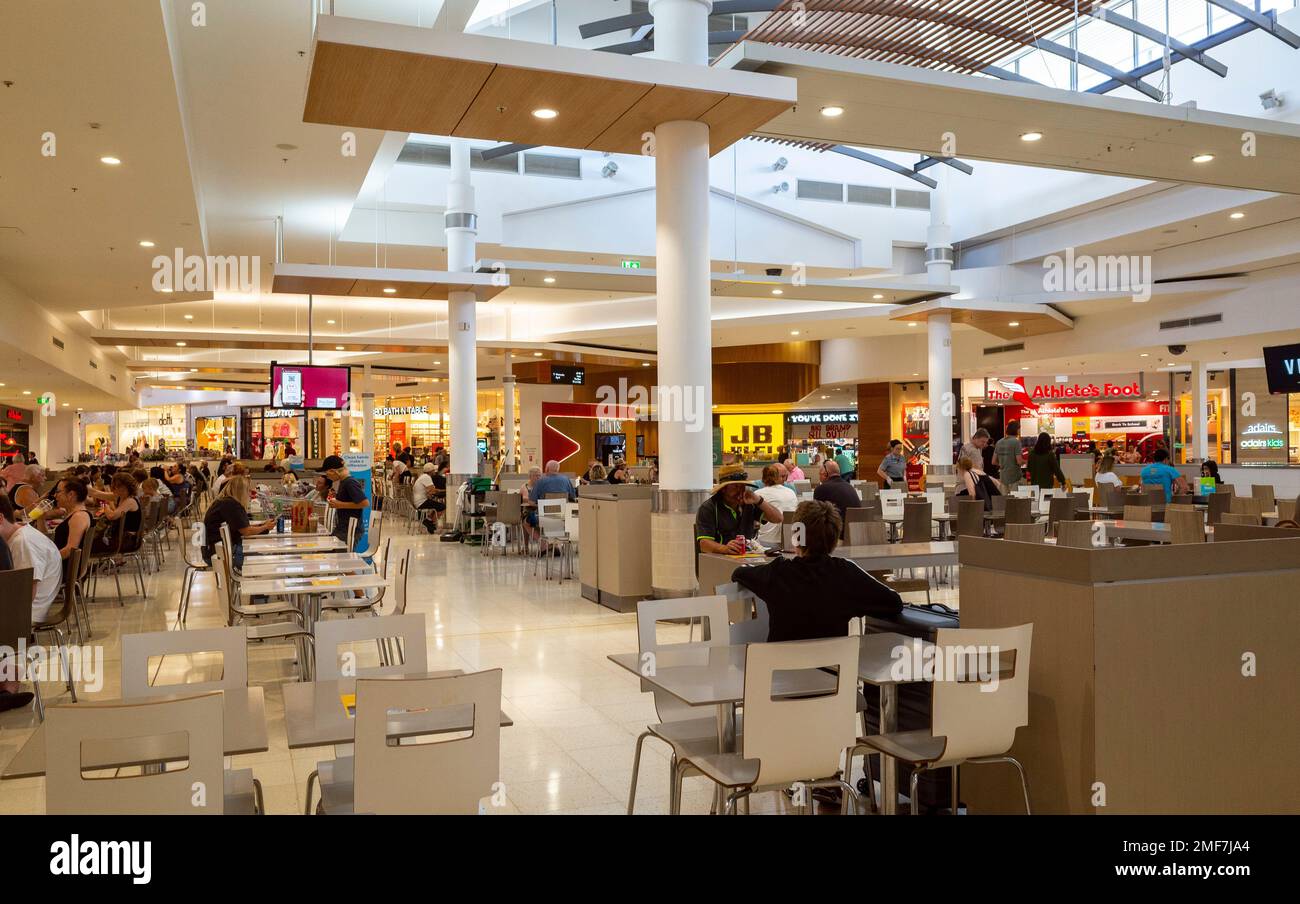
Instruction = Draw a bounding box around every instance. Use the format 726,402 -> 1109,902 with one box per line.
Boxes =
651,488 -> 710,598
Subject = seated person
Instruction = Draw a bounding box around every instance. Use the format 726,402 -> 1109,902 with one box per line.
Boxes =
201,475 -> 275,570
694,468 -> 781,557
753,464 -> 796,547
1140,448 -> 1189,503
411,463 -> 446,533
812,459 -> 861,531
524,460 -> 576,541
733,500 -> 903,643
0,493 -> 64,713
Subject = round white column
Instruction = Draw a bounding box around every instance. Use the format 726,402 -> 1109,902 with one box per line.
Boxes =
1192,361 -> 1209,462
446,138 -> 478,482
927,312 -> 954,469
361,363 -> 374,461
649,0 -> 712,65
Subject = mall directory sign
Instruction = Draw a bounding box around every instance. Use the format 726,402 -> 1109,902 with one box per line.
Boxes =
1262,342 -> 1300,394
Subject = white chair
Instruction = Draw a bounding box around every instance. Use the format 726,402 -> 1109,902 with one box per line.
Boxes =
532,499 -> 573,580
673,636 -> 861,815
356,510 -> 383,559
320,538 -> 397,618
176,520 -> 213,626
212,541 -> 313,682
925,491 -> 947,516
119,626 -> 263,814
716,583 -> 770,645
853,624 -> 1034,815
45,693 -> 227,814
316,670 -> 504,814
627,595 -> 733,815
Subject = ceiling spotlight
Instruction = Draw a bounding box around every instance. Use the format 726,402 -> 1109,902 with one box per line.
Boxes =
1008,321 -> 1020,327
1229,211 -> 1245,220
790,330 -> 800,336
773,157 -> 788,171
183,314 -> 193,320
532,108 -> 558,120
1021,367 -> 1030,371
175,341 -> 186,347
642,362 -> 651,367
872,294 -> 884,300
820,395 -> 829,400
326,319 -> 336,324
100,156 -> 121,166
601,161 -> 619,178
383,287 -> 397,294
772,289 -> 783,296
820,105 -> 844,117
543,276 -> 556,284
533,352 -> 543,357
1140,353 -> 1149,357
1020,131 -> 1043,142
908,322 -> 919,327
61,403 -> 69,407
335,346 -> 345,351
139,240 -> 155,247
1191,153 -> 1215,163
912,373 -> 919,377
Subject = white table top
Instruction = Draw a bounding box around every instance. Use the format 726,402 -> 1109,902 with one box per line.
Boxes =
237,558 -> 373,578
243,535 -> 346,554
238,572 -> 387,596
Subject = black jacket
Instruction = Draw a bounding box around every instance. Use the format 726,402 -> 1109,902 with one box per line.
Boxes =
733,554 -> 902,643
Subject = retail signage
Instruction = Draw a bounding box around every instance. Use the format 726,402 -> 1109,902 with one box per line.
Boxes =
264,409 -> 298,419
374,406 -> 429,417
986,374 -> 1144,407
786,410 -> 858,425
1005,400 -> 1169,419
1239,419 -> 1285,450
1240,422 -> 1282,436
4,408 -> 31,425
787,410 -> 858,441
719,412 -> 784,459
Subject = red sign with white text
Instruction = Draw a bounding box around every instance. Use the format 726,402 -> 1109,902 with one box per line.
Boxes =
986,375 -> 1144,409
1004,400 -> 1169,420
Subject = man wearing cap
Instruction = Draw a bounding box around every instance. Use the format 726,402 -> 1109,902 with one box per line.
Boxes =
321,455 -> 367,549
695,467 -> 783,557
411,462 -> 445,534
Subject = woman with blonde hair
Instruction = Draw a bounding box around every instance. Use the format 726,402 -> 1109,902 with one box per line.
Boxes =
200,474 -> 274,569
956,455 -> 1003,510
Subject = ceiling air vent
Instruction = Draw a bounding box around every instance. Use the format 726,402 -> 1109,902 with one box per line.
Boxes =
52,337 -> 65,350
1159,313 -> 1223,330
796,179 -> 843,202
395,381 -> 419,389
88,360 -> 98,369
983,342 -> 1026,355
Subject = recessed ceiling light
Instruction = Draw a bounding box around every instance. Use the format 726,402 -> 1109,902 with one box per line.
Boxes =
1020,131 -> 1043,142
183,314 -> 193,320
139,240 -> 155,247
532,108 -> 558,120
1008,321 -> 1020,327
22,391 -> 31,395
1192,153 -> 1214,163
772,289 -> 783,295
335,346 -> 345,351
642,362 -> 651,367
533,352 -> 543,357
790,330 -> 800,336
100,156 -> 121,166
175,341 -> 186,347
326,319 -> 336,325
543,277 -> 556,284
820,105 -> 844,117
821,395 -> 829,400
383,287 -> 397,294
61,403 -> 69,407
908,322 -> 919,327
1021,367 -> 1030,371
1140,353 -> 1149,357
1229,211 -> 1245,220
912,373 -> 919,376
872,294 -> 884,300
434,361 -> 441,365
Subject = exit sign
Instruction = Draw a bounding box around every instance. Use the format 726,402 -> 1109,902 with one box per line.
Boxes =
620,259 -> 641,269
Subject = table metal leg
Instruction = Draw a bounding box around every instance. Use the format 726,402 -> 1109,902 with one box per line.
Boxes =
880,685 -> 899,815
713,702 -> 736,813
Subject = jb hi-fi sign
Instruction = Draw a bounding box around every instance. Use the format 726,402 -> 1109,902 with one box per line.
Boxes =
985,374 -> 1144,404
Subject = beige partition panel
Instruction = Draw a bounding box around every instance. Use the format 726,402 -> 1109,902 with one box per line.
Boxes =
578,497 -> 600,603
595,497 -> 651,611
959,537 -> 1300,814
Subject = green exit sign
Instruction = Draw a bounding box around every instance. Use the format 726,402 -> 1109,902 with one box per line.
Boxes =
620,259 -> 641,270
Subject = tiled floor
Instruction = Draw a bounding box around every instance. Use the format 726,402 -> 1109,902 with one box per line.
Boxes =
0,526 -> 956,815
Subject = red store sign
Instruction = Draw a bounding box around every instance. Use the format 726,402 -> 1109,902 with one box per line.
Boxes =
1004,400 -> 1170,420
986,375 -> 1144,405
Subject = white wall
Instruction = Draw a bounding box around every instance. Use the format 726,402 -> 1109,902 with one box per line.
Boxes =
516,382 -> 573,471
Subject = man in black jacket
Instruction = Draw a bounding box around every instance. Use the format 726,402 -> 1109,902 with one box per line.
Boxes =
733,500 -> 902,642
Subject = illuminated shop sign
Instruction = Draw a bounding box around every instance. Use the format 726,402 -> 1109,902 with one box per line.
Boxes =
786,411 -> 859,425
374,406 -> 430,417
1240,422 -> 1282,436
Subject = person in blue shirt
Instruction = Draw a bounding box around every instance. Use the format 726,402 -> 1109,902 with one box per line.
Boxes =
1140,449 -> 1189,503
528,460 -> 576,503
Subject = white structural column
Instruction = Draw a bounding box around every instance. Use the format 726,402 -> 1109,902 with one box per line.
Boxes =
925,168 -> 955,471
446,138 -> 479,483
502,374 -> 517,471
649,0 -> 714,599
1192,361 -> 1210,462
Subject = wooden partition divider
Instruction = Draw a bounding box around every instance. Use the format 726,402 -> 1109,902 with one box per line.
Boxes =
958,536 -> 1300,814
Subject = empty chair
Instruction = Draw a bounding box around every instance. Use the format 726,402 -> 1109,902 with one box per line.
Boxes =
851,624 -> 1034,815
1171,494 -> 1195,507
1096,483 -> 1126,512
1168,509 -> 1206,544
924,491 -> 947,516
45,693 -> 227,814
1250,485 -> 1275,509
1055,520 -> 1096,549
1221,512 -> 1263,526
1230,496 -> 1266,518
1140,485 -> 1166,508
628,595 -> 732,815
317,670 -> 504,814
847,519 -> 888,547
954,499 -> 985,539
120,626 -> 263,814
1046,496 -> 1076,534
854,481 -> 878,503
321,540 -> 401,618
901,500 -> 933,543
1279,499 -> 1298,523
1003,496 -> 1033,526
989,495 -> 1007,516
1123,504 -> 1153,523
722,587 -> 771,645
673,636 -> 860,815
1206,492 -> 1233,525
1004,522 -> 1047,544
355,510 -> 383,559
176,521 -> 213,626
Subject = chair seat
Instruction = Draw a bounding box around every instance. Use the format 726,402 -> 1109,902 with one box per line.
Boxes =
224,768 -> 259,814
648,716 -> 721,747
317,778 -> 356,815
244,621 -> 310,641
857,729 -> 948,767
678,752 -> 761,789
234,598 -> 301,617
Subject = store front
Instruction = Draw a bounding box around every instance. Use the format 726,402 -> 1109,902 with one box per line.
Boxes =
116,405 -> 188,454
0,406 -> 32,462
79,411 -> 117,458
194,414 -> 237,454
1228,367 -> 1287,465
240,407 -> 303,459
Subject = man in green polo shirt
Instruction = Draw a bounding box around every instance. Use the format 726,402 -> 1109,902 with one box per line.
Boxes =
833,447 -> 855,481
695,468 -> 783,558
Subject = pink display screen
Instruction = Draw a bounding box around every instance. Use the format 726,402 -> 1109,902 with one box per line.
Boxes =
270,363 -> 350,410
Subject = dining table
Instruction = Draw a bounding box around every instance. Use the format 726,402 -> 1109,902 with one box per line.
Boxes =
608,631 -> 931,815
2,687 -> 267,780
242,534 -> 347,554
237,554 -> 372,578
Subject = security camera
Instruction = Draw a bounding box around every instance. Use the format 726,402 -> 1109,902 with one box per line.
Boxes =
1260,89 -> 1284,111
773,181 -> 789,194
773,157 -> 788,171
1167,344 -> 1187,356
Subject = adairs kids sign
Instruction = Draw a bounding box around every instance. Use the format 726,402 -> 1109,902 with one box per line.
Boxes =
985,375 -> 1144,409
